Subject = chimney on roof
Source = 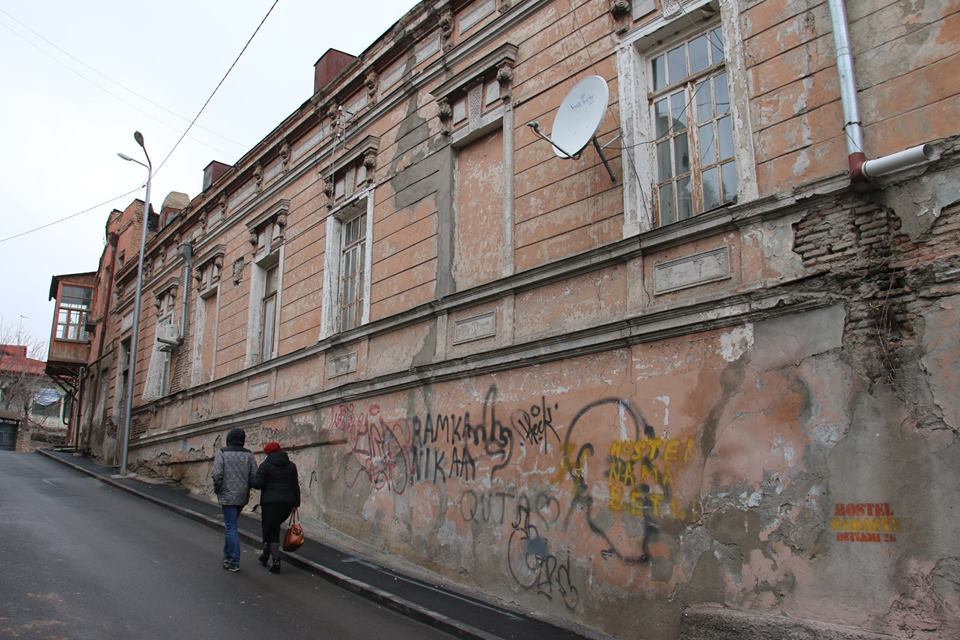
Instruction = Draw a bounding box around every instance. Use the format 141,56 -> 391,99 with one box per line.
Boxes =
203,161 -> 232,192
314,49 -> 357,95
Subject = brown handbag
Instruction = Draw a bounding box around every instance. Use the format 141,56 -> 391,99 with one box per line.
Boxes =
282,508 -> 305,552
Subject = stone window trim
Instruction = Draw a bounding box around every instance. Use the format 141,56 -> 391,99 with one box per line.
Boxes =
616,0 -> 757,238
431,43 -> 517,137
192,244 -> 226,297
245,199 -> 290,257
320,188 -> 374,340
321,136 -> 379,210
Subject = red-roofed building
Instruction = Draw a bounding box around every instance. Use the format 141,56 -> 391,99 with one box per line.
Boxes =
0,344 -> 68,451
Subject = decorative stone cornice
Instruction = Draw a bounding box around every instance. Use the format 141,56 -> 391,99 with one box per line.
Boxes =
253,163 -> 264,193
431,43 -> 518,103
245,199 -> 290,252
365,70 -> 378,97
193,244 -> 226,291
153,278 -> 180,310
279,140 -> 291,174
232,258 -> 245,286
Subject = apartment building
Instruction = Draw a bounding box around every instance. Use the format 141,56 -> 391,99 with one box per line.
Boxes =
52,1 -> 960,637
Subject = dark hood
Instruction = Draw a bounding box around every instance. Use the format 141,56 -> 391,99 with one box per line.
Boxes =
265,451 -> 291,466
226,428 -> 246,448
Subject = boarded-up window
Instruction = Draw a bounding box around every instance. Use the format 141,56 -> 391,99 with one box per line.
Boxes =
454,129 -> 504,290
199,293 -> 217,383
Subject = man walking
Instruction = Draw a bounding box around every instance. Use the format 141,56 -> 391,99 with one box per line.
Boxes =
211,428 -> 258,572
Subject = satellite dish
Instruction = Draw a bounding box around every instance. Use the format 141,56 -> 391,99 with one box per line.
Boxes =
550,75 -> 609,158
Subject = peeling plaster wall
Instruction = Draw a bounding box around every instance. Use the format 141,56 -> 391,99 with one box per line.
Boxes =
133,285 -> 960,639
106,0 -> 960,637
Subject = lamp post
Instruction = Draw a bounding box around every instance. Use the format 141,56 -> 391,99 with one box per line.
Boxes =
117,131 -> 152,476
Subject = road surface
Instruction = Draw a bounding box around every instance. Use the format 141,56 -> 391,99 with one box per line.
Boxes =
0,451 -> 456,640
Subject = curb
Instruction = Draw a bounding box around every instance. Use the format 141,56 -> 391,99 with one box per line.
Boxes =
37,449 -> 500,640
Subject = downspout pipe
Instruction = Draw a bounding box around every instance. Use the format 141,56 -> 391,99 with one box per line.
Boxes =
827,0 -> 935,181
177,241 -> 193,342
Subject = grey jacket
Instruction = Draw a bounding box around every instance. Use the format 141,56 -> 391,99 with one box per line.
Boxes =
211,446 -> 258,506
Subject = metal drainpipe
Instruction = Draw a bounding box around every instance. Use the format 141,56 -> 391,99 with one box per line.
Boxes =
177,242 -> 193,342
827,0 -> 934,180
73,366 -> 86,450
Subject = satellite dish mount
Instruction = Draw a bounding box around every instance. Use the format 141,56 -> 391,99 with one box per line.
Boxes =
528,75 -> 617,182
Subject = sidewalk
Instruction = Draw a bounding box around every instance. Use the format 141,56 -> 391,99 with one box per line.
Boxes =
38,449 -> 593,640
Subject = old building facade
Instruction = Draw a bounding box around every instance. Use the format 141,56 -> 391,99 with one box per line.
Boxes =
58,1 -> 960,637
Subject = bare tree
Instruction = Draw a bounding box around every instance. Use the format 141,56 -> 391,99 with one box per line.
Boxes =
0,317 -> 53,422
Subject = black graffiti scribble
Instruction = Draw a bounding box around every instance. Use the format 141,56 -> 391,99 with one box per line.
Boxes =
510,396 -> 561,453
507,493 -> 579,610
561,398 -> 663,564
410,385 -> 514,482
459,489 -> 561,529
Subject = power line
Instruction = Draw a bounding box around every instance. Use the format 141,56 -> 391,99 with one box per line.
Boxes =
0,0 -> 281,246
154,0 -> 280,176
0,186 -> 143,245
0,17 -> 242,159
0,7 -> 248,150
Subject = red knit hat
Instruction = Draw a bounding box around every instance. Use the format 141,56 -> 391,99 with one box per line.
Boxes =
263,441 -> 281,454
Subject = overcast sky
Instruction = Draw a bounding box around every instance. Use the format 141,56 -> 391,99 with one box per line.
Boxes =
0,0 -> 415,354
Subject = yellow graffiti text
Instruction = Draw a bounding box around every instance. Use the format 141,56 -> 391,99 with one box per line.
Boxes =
830,516 -> 901,533
609,436 -> 695,464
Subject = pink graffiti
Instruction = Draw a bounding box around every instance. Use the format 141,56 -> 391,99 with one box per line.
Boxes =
334,403 -> 412,495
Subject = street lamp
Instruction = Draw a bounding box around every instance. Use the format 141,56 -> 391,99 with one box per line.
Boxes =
117,131 -> 152,476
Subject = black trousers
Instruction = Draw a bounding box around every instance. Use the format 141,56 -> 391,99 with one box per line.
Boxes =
261,502 -> 296,545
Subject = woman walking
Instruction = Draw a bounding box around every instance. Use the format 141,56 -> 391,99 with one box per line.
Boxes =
252,441 -> 300,573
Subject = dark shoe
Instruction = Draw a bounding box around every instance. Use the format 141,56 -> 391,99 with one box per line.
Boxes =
227,564 -> 240,572
268,542 -> 282,573
258,546 -> 270,566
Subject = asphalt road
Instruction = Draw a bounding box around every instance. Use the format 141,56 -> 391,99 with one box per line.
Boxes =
0,451 -> 456,640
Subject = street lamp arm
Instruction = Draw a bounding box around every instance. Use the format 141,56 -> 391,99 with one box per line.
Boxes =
117,152 -> 147,168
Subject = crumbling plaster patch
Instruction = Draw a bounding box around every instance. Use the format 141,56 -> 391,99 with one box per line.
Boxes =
919,295 -> 960,433
751,305 -> 845,371
880,166 -> 960,241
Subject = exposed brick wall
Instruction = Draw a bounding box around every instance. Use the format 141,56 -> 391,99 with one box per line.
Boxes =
793,190 -> 960,421
169,286 -> 192,397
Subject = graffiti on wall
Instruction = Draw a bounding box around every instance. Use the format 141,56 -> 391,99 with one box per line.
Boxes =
607,435 -> 696,519
559,398 -> 701,564
410,386 -> 516,482
333,403 -> 412,494
831,503 -> 900,543
510,395 -> 561,453
506,489 -> 579,610
331,388 -> 703,608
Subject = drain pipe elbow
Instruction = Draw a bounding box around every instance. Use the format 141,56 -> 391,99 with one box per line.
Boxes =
861,144 -> 935,180
848,151 -> 867,183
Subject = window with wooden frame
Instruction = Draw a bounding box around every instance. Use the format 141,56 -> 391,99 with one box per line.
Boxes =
259,261 -> 279,361
245,202 -> 288,366
617,0 -> 757,237
338,209 -> 366,332
649,23 -> 735,225
55,285 -> 93,341
320,139 -> 377,339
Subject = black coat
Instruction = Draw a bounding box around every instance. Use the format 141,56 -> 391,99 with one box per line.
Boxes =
252,451 -> 301,506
